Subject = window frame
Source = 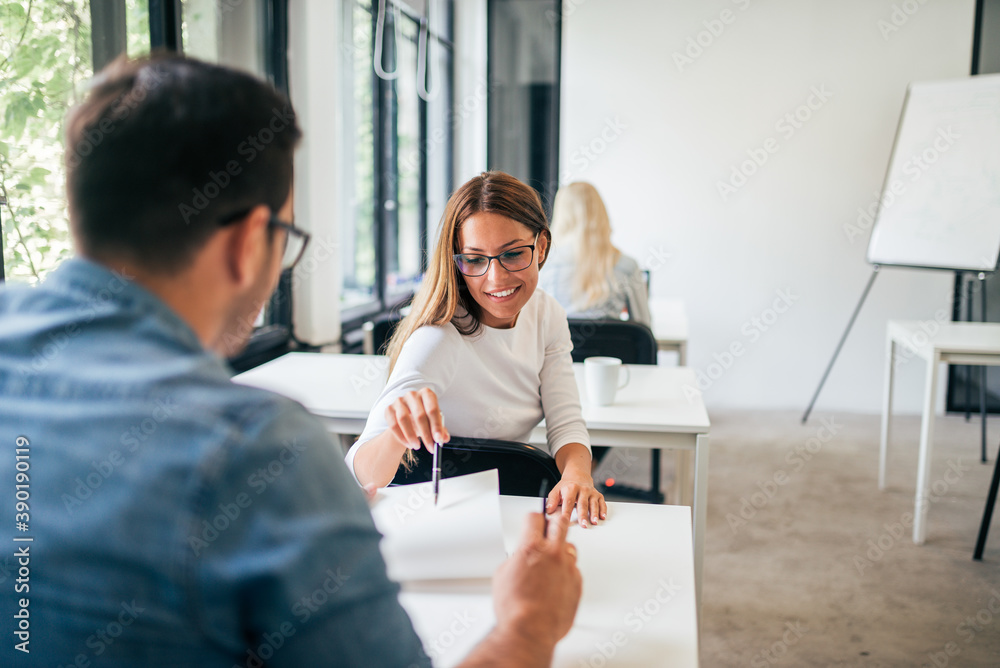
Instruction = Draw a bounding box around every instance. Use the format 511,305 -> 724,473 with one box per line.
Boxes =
0,0 -> 294,370
1,1 -> 152,287
154,0 -> 297,373
339,0 -> 455,346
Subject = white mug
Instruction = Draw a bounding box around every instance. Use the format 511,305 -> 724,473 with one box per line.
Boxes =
584,356 -> 630,406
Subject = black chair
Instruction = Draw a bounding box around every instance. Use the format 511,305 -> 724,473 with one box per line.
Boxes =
566,319 -> 664,503
567,319 -> 657,365
390,436 -> 561,498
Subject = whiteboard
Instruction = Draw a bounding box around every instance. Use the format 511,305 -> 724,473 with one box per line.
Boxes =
867,74 -> 1000,272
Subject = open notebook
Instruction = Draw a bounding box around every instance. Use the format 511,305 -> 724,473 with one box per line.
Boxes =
369,470 -> 508,582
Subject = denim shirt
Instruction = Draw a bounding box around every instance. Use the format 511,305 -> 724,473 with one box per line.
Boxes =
0,258 -> 430,667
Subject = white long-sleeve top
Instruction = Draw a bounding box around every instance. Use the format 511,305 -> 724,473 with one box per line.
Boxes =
345,288 -> 591,481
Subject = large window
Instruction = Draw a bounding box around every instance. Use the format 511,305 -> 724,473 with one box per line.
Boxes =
1,0 -> 293,369
340,0 -> 454,329
177,0 -> 294,369
1,0 -> 150,284
177,0 -> 293,356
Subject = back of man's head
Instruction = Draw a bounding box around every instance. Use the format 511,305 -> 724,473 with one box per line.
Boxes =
65,54 -> 301,274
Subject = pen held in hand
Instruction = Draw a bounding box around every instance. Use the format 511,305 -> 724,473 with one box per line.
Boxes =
540,479 -> 549,532
432,442 -> 442,507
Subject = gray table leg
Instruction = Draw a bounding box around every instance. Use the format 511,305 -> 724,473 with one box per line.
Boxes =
879,335 -> 896,491
674,450 -> 694,506
693,434 -> 709,607
913,350 -> 941,545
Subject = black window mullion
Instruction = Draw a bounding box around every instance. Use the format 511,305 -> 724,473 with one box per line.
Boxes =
261,0 -> 293,335
264,0 -> 290,95
225,0 -> 299,367
372,4 -> 387,313
418,84 -> 428,273
149,0 -> 182,52
381,7 -> 401,309
444,2 -> 455,196
91,0 -> 127,72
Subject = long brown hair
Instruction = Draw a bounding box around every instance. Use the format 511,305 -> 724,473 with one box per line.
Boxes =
386,171 -> 551,375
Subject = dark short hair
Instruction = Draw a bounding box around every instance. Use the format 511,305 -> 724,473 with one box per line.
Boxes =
65,53 -> 302,273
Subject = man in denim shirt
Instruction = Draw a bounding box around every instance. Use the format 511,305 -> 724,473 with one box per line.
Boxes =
0,55 -> 580,667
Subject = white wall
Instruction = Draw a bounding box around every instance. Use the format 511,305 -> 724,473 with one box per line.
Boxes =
560,0 -> 976,414
453,0 -> 490,183
288,0 -> 343,347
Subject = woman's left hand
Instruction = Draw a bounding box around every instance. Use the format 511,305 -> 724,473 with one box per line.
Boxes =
547,474 -> 607,528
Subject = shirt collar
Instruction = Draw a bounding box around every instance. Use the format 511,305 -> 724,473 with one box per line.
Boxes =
46,257 -> 205,354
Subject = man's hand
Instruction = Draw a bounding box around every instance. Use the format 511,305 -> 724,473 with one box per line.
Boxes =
492,513 -> 582,650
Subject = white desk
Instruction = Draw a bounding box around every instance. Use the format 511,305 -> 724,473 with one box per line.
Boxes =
650,299 -> 689,365
397,495 -> 700,668
234,353 -> 710,599
880,320 -> 1000,544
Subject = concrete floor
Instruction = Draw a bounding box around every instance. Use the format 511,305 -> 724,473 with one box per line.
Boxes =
594,410 -> 1000,668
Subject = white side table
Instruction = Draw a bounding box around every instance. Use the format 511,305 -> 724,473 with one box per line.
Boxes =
880,320 -> 1000,544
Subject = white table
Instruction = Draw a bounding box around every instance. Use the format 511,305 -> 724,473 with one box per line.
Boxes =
234,353 -> 710,599
650,298 -> 689,365
397,495 -> 700,667
880,320 -> 1000,544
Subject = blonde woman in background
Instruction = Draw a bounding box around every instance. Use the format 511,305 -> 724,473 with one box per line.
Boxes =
539,182 -> 651,327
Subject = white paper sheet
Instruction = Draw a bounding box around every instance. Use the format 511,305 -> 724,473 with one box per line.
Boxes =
370,470 -> 508,582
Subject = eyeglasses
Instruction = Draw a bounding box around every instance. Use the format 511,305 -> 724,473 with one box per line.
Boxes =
268,216 -> 311,270
219,209 -> 311,271
453,235 -> 538,277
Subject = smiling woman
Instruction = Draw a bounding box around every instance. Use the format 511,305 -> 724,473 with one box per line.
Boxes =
346,171 -> 608,529
455,215 -> 544,328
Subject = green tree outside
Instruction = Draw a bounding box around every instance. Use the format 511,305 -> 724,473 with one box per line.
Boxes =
0,0 -> 148,284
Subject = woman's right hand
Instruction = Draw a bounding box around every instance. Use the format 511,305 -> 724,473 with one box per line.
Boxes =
385,388 -> 450,452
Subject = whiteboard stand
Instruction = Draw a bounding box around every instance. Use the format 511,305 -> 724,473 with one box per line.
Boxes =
802,265 -> 880,423
962,271 -> 990,463
803,73 -> 1000,424
974,435 -> 1000,560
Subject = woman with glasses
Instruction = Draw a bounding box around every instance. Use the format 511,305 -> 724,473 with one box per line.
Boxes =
539,182 -> 651,327
346,171 -> 607,528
